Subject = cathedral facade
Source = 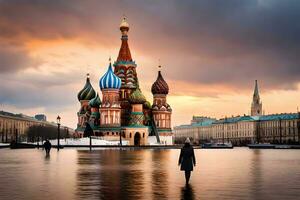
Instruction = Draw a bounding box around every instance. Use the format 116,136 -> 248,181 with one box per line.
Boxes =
75,18 -> 173,145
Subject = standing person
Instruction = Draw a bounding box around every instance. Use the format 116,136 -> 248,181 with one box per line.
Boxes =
178,138 -> 196,184
43,139 -> 52,155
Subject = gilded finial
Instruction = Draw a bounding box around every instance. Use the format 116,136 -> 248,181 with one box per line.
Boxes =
120,15 -> 129,31
158,59 -> 162,70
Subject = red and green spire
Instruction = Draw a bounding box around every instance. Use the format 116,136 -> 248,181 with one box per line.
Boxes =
117,17 -> 132,62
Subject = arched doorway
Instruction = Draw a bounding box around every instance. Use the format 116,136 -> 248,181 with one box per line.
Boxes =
134,132 -> 141,146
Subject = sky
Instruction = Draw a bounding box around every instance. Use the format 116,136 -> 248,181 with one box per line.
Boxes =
0,0 -> 300,128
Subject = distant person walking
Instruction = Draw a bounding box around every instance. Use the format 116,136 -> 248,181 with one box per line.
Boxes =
178,138 -> 196,184
43,140 -> 52,155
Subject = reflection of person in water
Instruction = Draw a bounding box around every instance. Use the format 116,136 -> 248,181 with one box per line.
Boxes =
181,184 -> 195,200
178,138 -> 196,184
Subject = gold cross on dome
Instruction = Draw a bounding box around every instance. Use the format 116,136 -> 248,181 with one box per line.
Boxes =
158,58 -> 162,70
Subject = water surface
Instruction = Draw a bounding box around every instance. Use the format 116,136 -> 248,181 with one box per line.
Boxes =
0,148 -> 299,200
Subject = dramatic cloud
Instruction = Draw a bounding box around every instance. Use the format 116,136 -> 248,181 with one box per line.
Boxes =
0,0 -> 300,126
0,43 -> 33,72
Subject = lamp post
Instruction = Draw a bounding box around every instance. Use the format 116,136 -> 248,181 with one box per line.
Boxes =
119,131 -> 122,147
57,115 -> 61,151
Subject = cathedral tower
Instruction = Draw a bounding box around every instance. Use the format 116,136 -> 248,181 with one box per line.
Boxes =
114,17 -> 138,125
151,67 -> 172,136
128,82 -> 146,126
77,73 -> 96,131
99,60 -> 122,127
251,80 -> 262,116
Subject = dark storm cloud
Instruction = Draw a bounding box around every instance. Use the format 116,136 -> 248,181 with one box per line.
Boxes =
0,0 -> 300,90
135,0 -> 300,90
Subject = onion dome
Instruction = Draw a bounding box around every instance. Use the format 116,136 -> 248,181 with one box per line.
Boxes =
99,61 -> 122,90
129,87 -> 146,104
143,101 -> 152,109
89,93 -> 101,108
77,73 -> 96,101
151,69 -> 169,95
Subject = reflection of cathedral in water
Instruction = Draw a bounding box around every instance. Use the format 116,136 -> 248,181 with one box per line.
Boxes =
76,150 -> 146,200
75,17 -> 173,145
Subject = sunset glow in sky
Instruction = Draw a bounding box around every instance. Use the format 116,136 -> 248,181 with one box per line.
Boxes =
1,0 -> 300,128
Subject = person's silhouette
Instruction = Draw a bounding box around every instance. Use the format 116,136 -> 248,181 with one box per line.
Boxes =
43,139 -> 52,155
178,138 -> 196,184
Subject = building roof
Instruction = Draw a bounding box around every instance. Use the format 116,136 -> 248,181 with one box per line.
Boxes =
99,62 -> 122,90
117,17 -> 132,62
77,73 -> 96,101
174,113 -> 300,129
254,80 -> 259,97
89,93 -> 101,108
258,113 -> 299,121
151,70 -> 169,95
128,86 -> 146,104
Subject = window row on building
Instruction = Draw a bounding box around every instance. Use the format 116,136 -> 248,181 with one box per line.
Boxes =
174,114 -> 300,145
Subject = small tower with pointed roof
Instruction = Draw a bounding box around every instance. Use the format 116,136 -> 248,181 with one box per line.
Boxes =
151,66 -> 172,137
76,73 -> 96,131
89,93 -> 101,127
128,81 -> 146,126
114,17 -> 139,126
251,80 -> 262,116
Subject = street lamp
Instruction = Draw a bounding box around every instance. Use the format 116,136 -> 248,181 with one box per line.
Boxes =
57,115 -> 61,151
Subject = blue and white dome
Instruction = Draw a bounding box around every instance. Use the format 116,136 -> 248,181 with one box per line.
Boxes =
99,62 -> 122,90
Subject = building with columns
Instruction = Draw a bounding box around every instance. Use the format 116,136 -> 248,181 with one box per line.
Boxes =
174,81 -> 300,145
0,111 -> 74,143
75,17 -> 173,145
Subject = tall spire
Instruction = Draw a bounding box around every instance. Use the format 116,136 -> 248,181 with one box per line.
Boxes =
117,16 -> 132,62
251,80 -> 262,116
254,80 -> 259,97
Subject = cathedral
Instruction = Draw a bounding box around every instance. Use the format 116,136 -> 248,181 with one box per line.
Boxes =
75,17 -> 173,145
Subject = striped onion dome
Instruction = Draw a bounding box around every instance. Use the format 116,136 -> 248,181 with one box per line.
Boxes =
77,73 -> 96,101
151,70 -> 169,95
89,93 -> 101,108
99,62 -> 121,90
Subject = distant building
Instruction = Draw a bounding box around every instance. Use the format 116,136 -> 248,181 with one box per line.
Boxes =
0,111 -> 74,143
174,113 -> 300,145
35,114 -> 47,121
191,116 -> 216,125
174,81 -> 300,145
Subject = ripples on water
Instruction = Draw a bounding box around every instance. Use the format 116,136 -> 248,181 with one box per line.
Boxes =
0,148 -> 299,200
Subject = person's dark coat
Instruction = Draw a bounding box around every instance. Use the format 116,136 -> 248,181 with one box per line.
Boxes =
43,141 -> 52,150
178,144 -> 196,171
